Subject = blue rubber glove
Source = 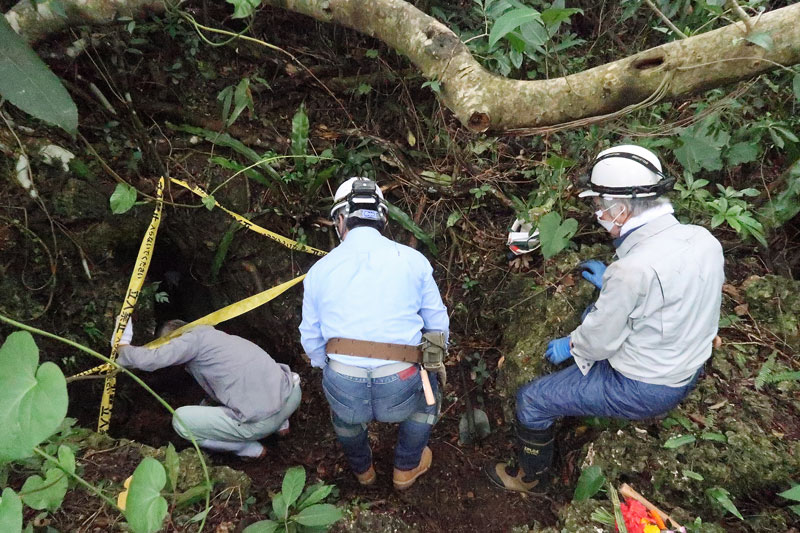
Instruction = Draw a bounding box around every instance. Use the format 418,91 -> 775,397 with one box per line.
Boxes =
580,260 -> 607,289
545,336 -> 572,364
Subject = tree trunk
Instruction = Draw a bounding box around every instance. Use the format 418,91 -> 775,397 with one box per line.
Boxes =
6,0 -> 800,132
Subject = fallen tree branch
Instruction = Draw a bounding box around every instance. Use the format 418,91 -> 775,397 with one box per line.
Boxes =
5,0 -> 800,132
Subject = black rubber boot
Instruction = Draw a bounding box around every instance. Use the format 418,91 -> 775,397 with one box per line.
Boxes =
485,424 -> 554,494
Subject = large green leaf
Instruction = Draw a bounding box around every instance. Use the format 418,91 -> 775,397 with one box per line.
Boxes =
540,7 -> 583,27
296,483 -> 333,511
124,458 -> 168,533
573,465 -> 605,501
294,504 -> 343,527
20,468 -> 68,511
724,142 -> 759,166
291,104 -> 309,158
243,520 -> 279,533
272,492 -> 289,521
793,73 -> 800,102
489,7 -> 542,47
164,443 -> 180,493
744,31 -> 773,51
0,17 -> 78,135
0,331 -> 68,462
0,488 -> 22,533
168,123 -> 280,183
226,0 -> 260,18
538,212 -> 577,259
778,484 -> 800,502
674,118 -> 730,173
281,466 -> 306,508
110,183 -> 137,214
706,487 -> 743,520
55,445 -> 76,475
386,202 -> 438,256
663,434 -> 696,449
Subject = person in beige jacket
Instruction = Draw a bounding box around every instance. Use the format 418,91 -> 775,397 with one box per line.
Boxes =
487,145 -> 725,494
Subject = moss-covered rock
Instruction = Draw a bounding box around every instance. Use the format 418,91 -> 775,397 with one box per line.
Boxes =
512,499 -> 614,533
334,508 -> 417,533
742,274 -> 800,351
497,243 -> 611,412
52,178 -> 109,221
136,442 -> 251,495
579,374 -> 800,531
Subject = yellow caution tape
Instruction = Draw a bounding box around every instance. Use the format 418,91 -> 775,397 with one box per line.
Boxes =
70,362 -> 113,378
97,177 -> 165,433
73,179 -> 326,380
170,178 -> 328,256
70,274 -> 306,378
148,274 -> 306,347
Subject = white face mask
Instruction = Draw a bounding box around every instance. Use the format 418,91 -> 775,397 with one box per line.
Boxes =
595,204 -> 626,233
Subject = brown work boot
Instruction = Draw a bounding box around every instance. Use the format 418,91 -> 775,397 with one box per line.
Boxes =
355,465 -> 376,486
484,462 -> 548,495
393,446 -> 432,490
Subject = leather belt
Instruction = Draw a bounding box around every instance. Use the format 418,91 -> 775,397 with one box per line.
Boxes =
326,337 -> 422,363
327,359 -> 414,379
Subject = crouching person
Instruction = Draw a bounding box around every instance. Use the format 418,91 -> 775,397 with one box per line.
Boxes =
487,145 -> 725,494
115,319 -> 301,458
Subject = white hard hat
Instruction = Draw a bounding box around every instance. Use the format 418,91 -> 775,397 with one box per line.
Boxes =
330,177 -> 387,221
579,145 -> 673,198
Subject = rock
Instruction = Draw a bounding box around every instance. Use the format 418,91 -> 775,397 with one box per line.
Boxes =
580,376 -> 800,528
742,274 -> 800,351
52,178 -> 108,221
512,499 -> 609,533
497,243 -> 610,415
137,443 -> 252,495
333,508 -> 417,533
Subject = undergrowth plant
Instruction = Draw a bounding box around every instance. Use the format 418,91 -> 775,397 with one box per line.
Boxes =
0,319 -> 212,533
432,0 -> 585,79
243,466 -> 342,533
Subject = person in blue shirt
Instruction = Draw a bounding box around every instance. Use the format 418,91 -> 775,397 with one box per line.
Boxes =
300,177 -> 449,490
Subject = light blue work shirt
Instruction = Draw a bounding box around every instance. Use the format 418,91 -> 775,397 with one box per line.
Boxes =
299,227 -> 449,368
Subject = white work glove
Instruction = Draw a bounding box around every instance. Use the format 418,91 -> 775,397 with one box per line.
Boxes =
111,318 -> 134,347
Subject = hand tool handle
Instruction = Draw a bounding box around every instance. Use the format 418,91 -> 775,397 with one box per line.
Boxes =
420,368 -> 436,406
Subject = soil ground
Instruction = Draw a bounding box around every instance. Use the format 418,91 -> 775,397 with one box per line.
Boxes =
61,360 -> 570,532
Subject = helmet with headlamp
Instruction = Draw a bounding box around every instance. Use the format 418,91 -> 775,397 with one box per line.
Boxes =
330,177 -> 388,224
579,145 -> 675,199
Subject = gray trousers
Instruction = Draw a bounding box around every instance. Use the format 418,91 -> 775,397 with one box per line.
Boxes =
172,383 -> 302,442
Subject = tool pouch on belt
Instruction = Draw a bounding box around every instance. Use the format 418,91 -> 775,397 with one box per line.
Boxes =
421,331 -> 447,390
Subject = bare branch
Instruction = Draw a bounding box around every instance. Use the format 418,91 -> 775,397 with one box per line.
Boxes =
727,0 -> 754,33
643,0 -> 688,39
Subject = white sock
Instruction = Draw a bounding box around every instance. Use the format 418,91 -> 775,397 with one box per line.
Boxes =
198,439 -> 264,457
279,419 -> 290,432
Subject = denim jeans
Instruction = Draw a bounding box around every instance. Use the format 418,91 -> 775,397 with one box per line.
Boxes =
322,364 -> 438,473
516,360 -> 700,430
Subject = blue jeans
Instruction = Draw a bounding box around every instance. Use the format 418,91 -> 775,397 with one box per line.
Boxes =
322,364 -> 438,473
516,360 -> 700,430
